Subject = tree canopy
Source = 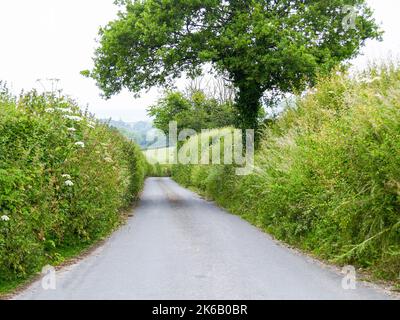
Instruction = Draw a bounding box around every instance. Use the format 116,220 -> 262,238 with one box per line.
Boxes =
148,90 -> 237,134
86,0 -> 381,132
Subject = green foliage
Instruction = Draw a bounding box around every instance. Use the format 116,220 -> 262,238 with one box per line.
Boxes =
87,0 -> 381,131
146,162 -> 172,178
106,120 -> 167,149
148,90 -> 236,134
0,88 -> 146,285
172,64 -> 400,282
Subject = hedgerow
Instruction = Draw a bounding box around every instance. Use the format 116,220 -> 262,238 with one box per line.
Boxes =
172,64 -> 400,282
146,162 -> 172,177
0,85 -> 146,285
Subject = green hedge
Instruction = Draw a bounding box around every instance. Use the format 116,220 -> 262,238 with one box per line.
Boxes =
146,162 -> 172,177
0,86 -> 146,284
172,64 -> 400,282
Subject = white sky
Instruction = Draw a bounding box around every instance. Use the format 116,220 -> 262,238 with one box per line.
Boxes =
0,0 -> 399,122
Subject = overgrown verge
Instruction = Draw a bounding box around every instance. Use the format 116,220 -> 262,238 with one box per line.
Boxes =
172,64 -> 400,284
0,85 -> 147,293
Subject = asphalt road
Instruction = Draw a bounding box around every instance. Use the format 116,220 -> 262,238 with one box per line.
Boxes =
15,178 -> 391,300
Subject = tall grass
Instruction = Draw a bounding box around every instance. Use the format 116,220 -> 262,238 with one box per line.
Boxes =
172,64 -> 400,282
0,86 -> 146,286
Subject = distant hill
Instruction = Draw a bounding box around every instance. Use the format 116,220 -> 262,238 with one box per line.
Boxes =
101,119 -> 167,149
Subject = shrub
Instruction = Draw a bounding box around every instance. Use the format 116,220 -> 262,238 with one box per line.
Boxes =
0,88 -> 146,283
172,64 -> 400,281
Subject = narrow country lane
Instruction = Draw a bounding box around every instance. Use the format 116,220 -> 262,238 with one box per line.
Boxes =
15,178 -> 391,300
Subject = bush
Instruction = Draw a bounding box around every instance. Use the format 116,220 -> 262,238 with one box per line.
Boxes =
0,87 -> 146,283
172,64 -> 400,282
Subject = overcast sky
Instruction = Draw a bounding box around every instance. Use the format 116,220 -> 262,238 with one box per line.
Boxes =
0,0 -> 399,122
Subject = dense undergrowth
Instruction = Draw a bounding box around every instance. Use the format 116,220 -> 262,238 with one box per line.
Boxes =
172,64 -> 400,282
0,85 -> 146,290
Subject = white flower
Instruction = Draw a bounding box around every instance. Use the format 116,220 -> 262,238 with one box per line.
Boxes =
56,107 -> 73,113
67,127 -> 77,132
62,174 -> 72,179
104,157 -> 113,163
64,180 -> 74,187
87,124 -> 95,129
1,215 -> 10,222
75,141 -> 85,148
64,115 -> 82,121
45,108 -> 55,113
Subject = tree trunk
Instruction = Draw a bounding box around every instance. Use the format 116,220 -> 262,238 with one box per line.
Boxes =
234,83 -> 263,145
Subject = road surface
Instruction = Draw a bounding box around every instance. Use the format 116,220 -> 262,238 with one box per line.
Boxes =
15,178 -> 391,300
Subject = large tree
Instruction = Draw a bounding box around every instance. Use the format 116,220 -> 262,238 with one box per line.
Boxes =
86,0 -> 380,132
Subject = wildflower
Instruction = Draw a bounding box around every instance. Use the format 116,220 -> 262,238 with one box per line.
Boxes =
64,115 -> 82,121
64,180 -> 74,187
67,127 -> 77,132
75,142 -> 85,148
56,107 -> 72,113
62,174 -> 72,179
1,215 -> 10,222
45,108 -> 55,113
